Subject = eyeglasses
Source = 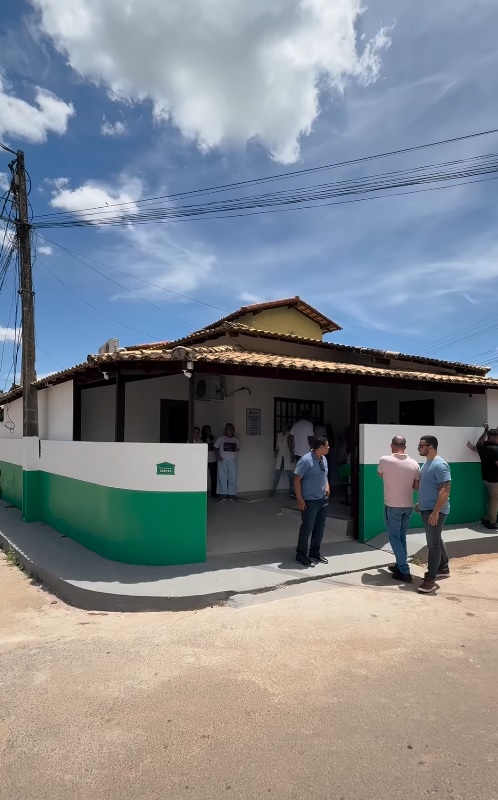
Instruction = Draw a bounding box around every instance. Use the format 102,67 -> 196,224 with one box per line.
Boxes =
417,444 -> 430,449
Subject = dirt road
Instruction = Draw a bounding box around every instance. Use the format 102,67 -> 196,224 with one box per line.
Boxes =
1,553 -> 497,800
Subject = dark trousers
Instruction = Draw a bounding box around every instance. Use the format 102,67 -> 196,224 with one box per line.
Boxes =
208,462 -> 218,498
421,510 -> 449,580
296,497 -> 328,559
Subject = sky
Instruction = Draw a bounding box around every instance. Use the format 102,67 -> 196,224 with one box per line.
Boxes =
1,0 -> 498,387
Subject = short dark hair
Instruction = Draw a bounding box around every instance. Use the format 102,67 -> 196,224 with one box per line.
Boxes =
391,435 -> 406,447
488,428 -> 498,437
312,436 -> 328,450
420,435 -> 438,449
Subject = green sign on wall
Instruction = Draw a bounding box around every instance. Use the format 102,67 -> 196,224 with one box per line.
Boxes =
156,462 -> 175,476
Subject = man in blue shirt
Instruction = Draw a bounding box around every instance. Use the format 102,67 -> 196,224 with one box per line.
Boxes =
294,436 -> 330,567
416,435 -> 452,594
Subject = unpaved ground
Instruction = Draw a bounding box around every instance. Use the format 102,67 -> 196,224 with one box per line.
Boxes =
0,554 -> 497,800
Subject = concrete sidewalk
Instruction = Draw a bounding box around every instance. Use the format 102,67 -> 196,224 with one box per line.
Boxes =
1,501 -> 497,611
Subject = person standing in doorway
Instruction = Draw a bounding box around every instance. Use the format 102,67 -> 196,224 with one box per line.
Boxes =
417,435 -> 451,594
467,424 -> 498,530
378,435 -> 420,583
188,426 -> 202,443
201,425 -> 218,499
269,423 -> 294,498
294,436 -> 331,567
290,412 -> 314,463
215,423 -> 240,502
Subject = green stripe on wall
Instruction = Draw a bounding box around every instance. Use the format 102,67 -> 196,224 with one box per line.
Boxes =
359,462 -> 487,542
39,472 -> 207,566
0,461 -> 23,509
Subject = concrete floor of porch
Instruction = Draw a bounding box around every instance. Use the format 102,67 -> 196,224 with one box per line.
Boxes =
206,494 -> 353,557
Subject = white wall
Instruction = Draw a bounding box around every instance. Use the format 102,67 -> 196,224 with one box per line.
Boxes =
359,386 -> 487,426
81,384 -> 115,441
0,436 -> 23,465
125,374 -> 188,442
486,389 -> 498,426
0,395 -> 23,439
46,381 -> 73,440
230,376 -> 349,493
360,424 -> 482,465
38,440 -> 207,492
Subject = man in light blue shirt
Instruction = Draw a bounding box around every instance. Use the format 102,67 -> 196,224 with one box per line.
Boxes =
416,435 -> 451,594
294,436 -> 330,567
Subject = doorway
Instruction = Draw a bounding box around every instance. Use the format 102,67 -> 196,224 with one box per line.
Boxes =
160,399 -> 189,443
399,399 -> 435,426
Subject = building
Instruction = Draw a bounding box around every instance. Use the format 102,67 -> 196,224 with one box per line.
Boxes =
1,296 -> 497,565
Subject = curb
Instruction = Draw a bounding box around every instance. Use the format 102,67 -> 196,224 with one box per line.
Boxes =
0,527 -> 395,613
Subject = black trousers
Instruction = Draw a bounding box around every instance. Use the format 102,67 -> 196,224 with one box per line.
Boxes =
208,462 -> 218,498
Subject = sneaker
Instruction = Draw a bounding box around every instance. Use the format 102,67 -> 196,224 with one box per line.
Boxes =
228,496 -> 238,503
436,566 -> 450,578
418,578 -> 437,594
295,554 -> 313,567
483,520 -> 498,530
391,567 -> 414,583
217,496 -> 227,503
310,554 -> 328,564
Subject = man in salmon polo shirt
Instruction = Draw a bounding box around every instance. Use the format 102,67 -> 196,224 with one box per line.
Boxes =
378,435 -> 420,583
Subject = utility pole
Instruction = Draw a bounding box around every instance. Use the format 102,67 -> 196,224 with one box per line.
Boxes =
12,150 -> 38,438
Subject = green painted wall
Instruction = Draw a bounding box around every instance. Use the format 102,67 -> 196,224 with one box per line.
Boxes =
0,460 -> 23,509
359,462 -> 487,542
22,470 -> 42,522
39,472 -> 207,566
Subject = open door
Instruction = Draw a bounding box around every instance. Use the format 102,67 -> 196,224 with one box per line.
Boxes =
160,399 -> 189,443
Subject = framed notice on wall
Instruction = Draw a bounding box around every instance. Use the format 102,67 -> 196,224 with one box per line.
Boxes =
246,408 -> 261,436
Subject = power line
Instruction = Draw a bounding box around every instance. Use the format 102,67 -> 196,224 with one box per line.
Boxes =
37,257 -> 163,342
0,141 -> 17,155
33,125 -> 498,222
33,170 -> 498,231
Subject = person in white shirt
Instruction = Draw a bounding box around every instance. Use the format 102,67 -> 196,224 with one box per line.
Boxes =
378,435 -> 420,583
214,423 -> 240,502
290,413 -> 314,462
269,423 -> 294,497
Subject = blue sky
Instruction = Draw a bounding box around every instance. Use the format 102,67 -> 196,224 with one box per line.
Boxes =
1,0 -> 498,387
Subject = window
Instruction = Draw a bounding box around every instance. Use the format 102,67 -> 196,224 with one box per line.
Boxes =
274,397 -> 324,442
358,400 -> 378,424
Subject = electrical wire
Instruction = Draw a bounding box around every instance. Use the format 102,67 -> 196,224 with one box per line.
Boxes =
33,125 -> 498,222
36,258 -> 163,342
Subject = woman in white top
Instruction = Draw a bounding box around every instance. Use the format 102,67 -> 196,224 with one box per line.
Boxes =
269,423 -> 294,497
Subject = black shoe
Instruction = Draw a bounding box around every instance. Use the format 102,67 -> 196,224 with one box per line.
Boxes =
228,496 -> 238,503
310,554 -> 328,564
295,554 -> 313,567
483,519 -> 498,530
436,566 -> 450,578
387,565 -> 397,574
391,567 -> 414,583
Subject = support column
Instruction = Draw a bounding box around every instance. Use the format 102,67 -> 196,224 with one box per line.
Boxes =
115,369 -> 125,442
349,383 -> 359,539
188,367 -> 195,440
22,436 -> 41,522
73,380 -> 82,441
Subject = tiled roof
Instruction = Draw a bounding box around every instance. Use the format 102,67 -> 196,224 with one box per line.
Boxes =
145,322 -> 490,376
200,296 -> 342,334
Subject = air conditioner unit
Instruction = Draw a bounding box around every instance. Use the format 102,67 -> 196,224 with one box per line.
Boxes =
195,376 -> 224,401
98,338 -> 120,355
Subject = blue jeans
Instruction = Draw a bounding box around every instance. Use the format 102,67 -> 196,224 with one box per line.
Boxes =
217,458 -> 237,496
385,506 -> 413,575
297,497 -> 328,559
421,510 -> 449,580
272,461 -> 294,493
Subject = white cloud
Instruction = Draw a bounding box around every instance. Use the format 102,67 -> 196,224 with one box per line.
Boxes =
100,117 -> 127,137
0,173 -> 9,192
0,326 -> 20,343
0,74 -> 74,143
32,0 -> 389,162
49,175 -> 142,223
37,244 -> 53,256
